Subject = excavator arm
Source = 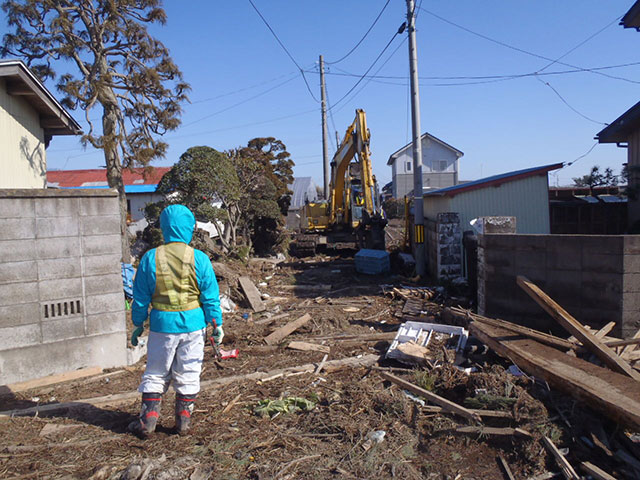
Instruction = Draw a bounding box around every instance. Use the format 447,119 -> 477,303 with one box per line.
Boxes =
329,109 -> 379,224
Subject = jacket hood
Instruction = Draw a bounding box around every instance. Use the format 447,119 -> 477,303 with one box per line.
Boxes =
160,205 -> 195,244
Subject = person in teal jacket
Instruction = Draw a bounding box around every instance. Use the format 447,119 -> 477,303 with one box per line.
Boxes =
129,204 -> 223,438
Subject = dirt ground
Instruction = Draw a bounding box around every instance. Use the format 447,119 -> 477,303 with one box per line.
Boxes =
0,249 -> 637,479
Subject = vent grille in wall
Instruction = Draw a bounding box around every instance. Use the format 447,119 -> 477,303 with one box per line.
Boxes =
42,299 -> 83,319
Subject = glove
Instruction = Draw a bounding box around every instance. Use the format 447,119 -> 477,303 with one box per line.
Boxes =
212,325 -> 224,345
131,326 -> 144,347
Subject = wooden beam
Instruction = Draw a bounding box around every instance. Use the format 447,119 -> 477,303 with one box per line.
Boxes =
0,366 -> 103,395
470,321 -> 640,429
497,455 -> 517,480
421,405 -> 514,419
517,276 -> 640,381
379,371 -> 482,423
264,313 -> 311,345
542,436 -> 580,480
579,462 -> 617,480
446,307 -> 576,351
454,426 -> 531,438
0,354 -> 380,419
287,341 -> 330,354
238,276 -> 266,312
622,328 -> 640,356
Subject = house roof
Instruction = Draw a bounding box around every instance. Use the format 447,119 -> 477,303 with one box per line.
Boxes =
387,132 -> 463,165
622,0 -> 640,29
423,163 -> 562,198
596,100 -> 640,144
0,60 -> 81,136
47,167 -> 171,193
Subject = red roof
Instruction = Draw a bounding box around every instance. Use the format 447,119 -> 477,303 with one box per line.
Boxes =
47,167 -> 171,188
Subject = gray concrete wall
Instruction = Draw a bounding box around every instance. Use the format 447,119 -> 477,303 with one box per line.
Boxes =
478,233 -> 640,338
0,188 -> 127,385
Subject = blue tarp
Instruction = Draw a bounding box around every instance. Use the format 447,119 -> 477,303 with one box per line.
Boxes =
122,263 -> 135,299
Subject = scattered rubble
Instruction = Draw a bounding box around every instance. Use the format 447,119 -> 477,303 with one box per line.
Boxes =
1,252 -> 639,479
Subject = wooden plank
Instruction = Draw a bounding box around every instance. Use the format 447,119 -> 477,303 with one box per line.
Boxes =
238,276 -> 266,312
221,393 -> 242,415
470,321 -> 640,429
446,307 -> 576,351
595,322 -> 616,339
380,371 -> 482,423
315,354 -> 329,374
517,276 -> 640,381
542,436 -> 580,480
264,313 -> 311,345
287,341 -> 330,354
622,328 -> 640,356
421,405 -> 514,419
0,354 -> 380,419
497,455 -> 517,480
277,284 -> 332,293
308,332 -> 396,342
0,366 -> 103,394
254,313 -> 289,326
579,462 -> 617,480
454,426 -> 531,438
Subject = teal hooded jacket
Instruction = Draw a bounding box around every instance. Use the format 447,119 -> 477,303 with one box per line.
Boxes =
132,205 -> 223,333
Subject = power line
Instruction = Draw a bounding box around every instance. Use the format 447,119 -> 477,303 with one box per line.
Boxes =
326,0 -> 391,65
536,16 -> 622,74
330,36 -> 407,116
319,61 -> 640,83
248,0 -> 320,102
564,142 -> 600,167
181,73 -> 300,127
418,6 -> 640,85
329,24 -> 405,112
324,81 -> 339,152
535,77 -> 606,125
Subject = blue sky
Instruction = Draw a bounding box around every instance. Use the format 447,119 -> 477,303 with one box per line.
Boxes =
4,1 -> 640,187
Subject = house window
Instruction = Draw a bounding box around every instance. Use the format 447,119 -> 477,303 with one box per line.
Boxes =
406,161 -> 411,172
434,160 -> 448,172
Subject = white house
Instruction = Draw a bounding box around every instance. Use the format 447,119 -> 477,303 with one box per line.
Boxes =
387,132 -> 463,198
0,60 -> 81,188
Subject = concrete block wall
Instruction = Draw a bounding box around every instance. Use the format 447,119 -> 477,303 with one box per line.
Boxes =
478,233 -> 640,338
426,213 -> 462,280
0,189 -> 127,385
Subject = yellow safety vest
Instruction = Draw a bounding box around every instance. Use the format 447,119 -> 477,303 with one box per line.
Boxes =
151,243 -> 202,311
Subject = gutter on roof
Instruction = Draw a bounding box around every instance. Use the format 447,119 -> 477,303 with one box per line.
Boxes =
0,60 -> 81,135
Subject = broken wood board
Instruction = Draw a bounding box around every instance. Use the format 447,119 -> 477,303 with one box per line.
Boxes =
309,332 -> 396,342
542,436 -> 579,480
454,426 -> 532,438
0,354 -> 380,419
498,455 -> 517,480
396,341 -> 431,366
287,341 -> 330,354
517,276 -> 640,381
254,313 -> 289,326
0,366 -> 103,395
421,405 -> 514,419
264,313 -> 311,345
446,307 -> 576,351
622,328 -> 640,356
277,284 -> 332,293
470,321 -> 640,429
238,276 -> 266,312
380,371 -> 482,423
579,462 -> 617,480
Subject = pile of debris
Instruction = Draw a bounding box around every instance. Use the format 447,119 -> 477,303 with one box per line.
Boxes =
1,256 -> 639,479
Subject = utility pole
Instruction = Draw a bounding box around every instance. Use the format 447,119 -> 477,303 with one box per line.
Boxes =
406,0 -> 425,276
319,55 -> 330,201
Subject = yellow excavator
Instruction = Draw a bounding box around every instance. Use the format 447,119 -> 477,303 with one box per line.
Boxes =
293,109 -> 387,255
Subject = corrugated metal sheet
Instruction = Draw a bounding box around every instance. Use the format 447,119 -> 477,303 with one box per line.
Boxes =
423,174 -> 550,234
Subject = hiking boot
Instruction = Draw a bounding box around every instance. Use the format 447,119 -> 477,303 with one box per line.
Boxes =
128,392 -> 162,438
174,394 -> 197,435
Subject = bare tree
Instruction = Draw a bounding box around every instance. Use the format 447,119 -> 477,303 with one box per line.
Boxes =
2,0 -> 189,261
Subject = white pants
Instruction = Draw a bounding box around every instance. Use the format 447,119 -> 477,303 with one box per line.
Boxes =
139,328 -> 206,396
